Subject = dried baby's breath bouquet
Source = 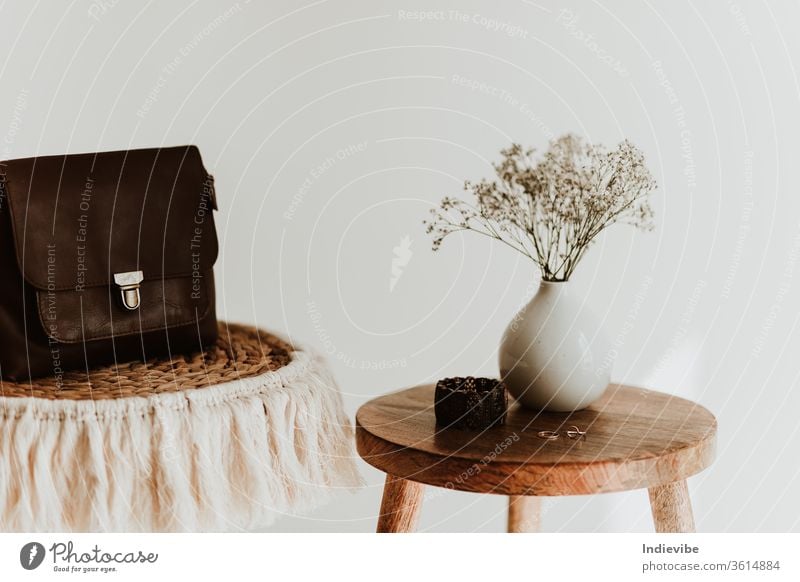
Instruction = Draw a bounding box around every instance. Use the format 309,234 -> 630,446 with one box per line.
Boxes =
425,134 -> 657,281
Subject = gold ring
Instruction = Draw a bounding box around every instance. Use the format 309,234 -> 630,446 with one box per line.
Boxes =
537,430 -> 559,440
566,425 -> 586,439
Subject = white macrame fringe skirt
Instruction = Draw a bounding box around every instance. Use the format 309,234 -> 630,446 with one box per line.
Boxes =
0,348 -> 362,532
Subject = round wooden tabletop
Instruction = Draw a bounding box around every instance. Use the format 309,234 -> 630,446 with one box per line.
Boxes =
356,384 -> 717,496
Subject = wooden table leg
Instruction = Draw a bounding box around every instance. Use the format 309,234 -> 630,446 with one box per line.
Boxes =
377,475 -> 424,532
648,480 -> 695,533
507,495 -> 541,533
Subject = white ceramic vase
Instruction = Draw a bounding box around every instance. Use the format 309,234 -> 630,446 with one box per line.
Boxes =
499,280 -> 612,412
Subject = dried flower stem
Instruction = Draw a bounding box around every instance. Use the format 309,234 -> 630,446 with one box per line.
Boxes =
424,134 -> 656,281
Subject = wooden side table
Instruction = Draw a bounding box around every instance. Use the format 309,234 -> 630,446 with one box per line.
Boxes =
356,384 -> 716,533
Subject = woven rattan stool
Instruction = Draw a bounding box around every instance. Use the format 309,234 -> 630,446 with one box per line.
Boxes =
0,323 -> 361,532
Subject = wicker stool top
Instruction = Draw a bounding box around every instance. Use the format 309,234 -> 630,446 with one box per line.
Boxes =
0,322 -> 293,400
0,321 -> 361,532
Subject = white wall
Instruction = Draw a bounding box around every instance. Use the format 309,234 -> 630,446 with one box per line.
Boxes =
1,0 -> 798,532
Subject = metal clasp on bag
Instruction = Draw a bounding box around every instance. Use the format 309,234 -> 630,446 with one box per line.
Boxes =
113,271 -> 143,310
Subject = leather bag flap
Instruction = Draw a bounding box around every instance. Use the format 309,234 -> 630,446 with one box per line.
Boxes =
0,145 -> 218,342
1,145 -> 217,291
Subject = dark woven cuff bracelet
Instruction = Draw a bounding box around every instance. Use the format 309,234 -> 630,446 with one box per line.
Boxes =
434,377 -> 507,430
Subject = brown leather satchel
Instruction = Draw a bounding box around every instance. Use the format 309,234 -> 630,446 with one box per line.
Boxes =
0,145 -> 218,381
